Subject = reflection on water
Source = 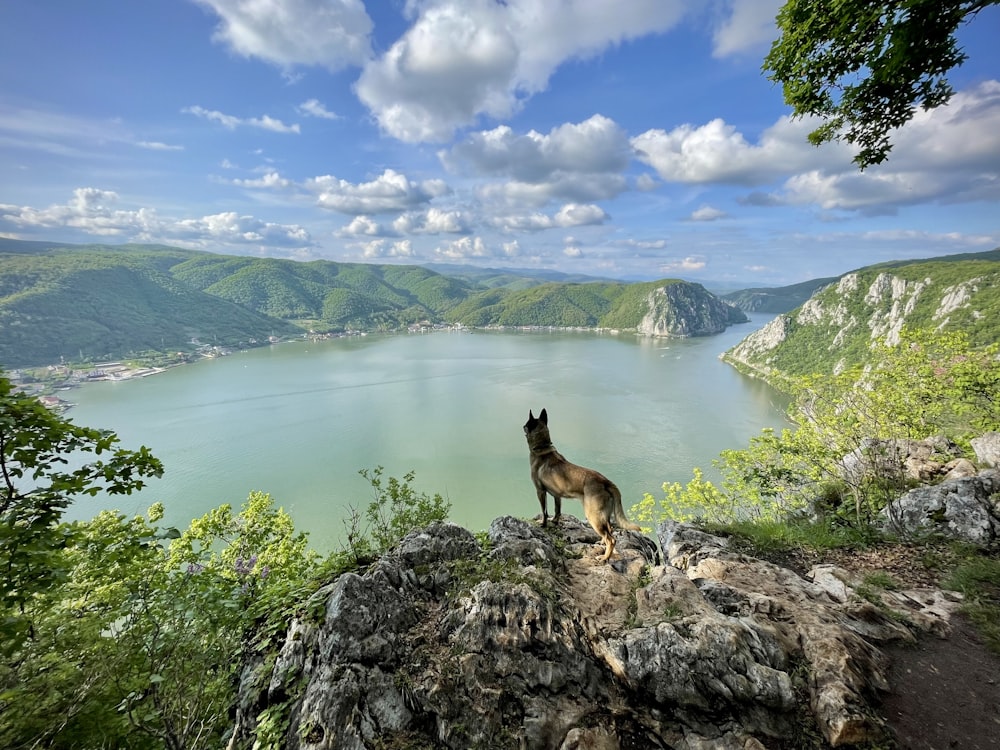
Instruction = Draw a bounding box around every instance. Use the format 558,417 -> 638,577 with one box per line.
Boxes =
65,322 -> 789,550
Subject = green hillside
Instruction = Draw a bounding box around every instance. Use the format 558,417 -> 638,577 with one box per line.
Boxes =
722,277 -> 837,313
723,249 -> 1000,380
0,240 -> 750,368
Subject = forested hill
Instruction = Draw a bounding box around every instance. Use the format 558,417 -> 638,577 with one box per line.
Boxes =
722,248 -> 1000,381
0,240 -> 745,368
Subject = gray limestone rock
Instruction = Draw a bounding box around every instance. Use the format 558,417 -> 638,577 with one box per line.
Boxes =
227,515 -> 960,750
879,469 -> 1000,545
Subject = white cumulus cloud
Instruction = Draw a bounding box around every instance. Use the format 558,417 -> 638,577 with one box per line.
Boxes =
306,169 -> 450,214
355,0 -> 686,142
192,0 -> 372,71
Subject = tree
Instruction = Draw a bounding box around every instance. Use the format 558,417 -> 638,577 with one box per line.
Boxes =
764,0 -> 997,168
0,373 -> 163,648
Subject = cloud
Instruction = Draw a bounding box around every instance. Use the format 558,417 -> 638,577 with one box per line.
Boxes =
137,140 -> 184,151
183,105 -> 301,133
632,115 -> 847,185
434,235 -> 491,260
306,169 -> 450,214
392,207 -> 470,234
489,203 -> 608,232
774,81 -> 1000,211
232,171 -> 292,189
359,238 -> 414,258
0,187 -> 311,247
617,238 -> 668,250
632,80 -> 1000,216
355,0 -> 686,142
659,256 -> 707,273
711,0 -> 782,57
192,0 -> 372,71
443,115 -> 632,180
689,205 -> 726,221
297,99 -> 340,120
337,215 -> 388,237
563,245 -> 583,258
443,116 -> 632,207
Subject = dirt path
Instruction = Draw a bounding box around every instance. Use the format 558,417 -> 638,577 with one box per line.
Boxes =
881,615 -> 1000,750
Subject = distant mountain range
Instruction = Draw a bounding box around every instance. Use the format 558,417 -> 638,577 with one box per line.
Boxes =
0,240 -> 744,368
4,239 -> 996,374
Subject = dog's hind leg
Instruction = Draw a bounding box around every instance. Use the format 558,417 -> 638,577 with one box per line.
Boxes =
583,499 -> 615,562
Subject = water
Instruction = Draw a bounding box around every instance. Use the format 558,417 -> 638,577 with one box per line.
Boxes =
63,320 -> 788,550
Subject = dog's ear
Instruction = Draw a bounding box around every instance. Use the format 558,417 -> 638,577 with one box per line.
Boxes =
539,408 -> 547,424
528,409 -> 535,420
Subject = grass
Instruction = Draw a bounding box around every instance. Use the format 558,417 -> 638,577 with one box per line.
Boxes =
944,552 -> 1000,655
703,516 -> 877,555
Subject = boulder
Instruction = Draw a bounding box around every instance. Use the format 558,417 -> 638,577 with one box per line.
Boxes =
879,469 -> 1000,546
971,431 -> 1000,468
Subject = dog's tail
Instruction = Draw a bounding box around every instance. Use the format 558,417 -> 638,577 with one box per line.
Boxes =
611,484 -> 642,532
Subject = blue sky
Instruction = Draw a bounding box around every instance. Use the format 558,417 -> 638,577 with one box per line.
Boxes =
1,1 -> 998,286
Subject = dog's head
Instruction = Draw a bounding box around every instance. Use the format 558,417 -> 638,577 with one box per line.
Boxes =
523,408 -> 550,446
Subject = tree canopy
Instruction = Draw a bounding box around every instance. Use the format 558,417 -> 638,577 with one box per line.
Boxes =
764,0 -> 997,168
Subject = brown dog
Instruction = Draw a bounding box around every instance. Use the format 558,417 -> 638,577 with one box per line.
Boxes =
523,408 -> 641,561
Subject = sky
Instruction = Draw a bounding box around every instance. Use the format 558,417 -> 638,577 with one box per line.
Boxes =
1,1 -> 998,287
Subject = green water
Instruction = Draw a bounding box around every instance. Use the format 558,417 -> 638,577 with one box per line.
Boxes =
64,323 -> 788,549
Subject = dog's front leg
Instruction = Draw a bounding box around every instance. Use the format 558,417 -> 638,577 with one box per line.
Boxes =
536,484 -> 549,525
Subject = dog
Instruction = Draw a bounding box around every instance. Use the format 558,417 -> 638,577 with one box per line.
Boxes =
523,408 -> 641,561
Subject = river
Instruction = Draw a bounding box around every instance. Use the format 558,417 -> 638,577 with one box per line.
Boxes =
64,319 -> 788,550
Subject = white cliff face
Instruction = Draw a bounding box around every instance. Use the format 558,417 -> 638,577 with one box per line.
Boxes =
636,284 -> 747,337
865,274 -> 932,346
722,314 -> 789,372
933,278 -> 981,328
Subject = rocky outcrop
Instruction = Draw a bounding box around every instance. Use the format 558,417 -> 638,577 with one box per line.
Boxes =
228,515 -> 960,750
838,436 -> 974,485
638,283 -> 748,337
879,469 -> 1000,546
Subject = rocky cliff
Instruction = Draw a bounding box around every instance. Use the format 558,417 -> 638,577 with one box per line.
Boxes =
721,252 -> 1000,380
636,283 -> 748,337
226,513 -> 970,750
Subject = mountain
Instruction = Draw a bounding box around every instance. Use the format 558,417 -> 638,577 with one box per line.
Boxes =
722,277 -> 837,313
0,241 -> 746,368
722,248 -> 1000,381
446,278 -> 747,332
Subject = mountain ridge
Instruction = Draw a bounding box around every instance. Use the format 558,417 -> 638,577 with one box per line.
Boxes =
0,240 -> 746,368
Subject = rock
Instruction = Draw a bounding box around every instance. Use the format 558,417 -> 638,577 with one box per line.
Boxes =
839,437 -> 963,484
879,469 -> 1000,546
227,517 -> 959,750
637,283 -> 747,338
972,431 -> 1000,467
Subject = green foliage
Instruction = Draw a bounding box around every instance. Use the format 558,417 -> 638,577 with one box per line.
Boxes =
765,0 -> 997,168
356,466 -> 452,553
641,328 -> 999,530
1,490 -> 320,750
0,368 -> 462,749
0,374 -> 163,649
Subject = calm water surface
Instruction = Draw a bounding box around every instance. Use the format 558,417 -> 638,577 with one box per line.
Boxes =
65,320 -> 788,549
